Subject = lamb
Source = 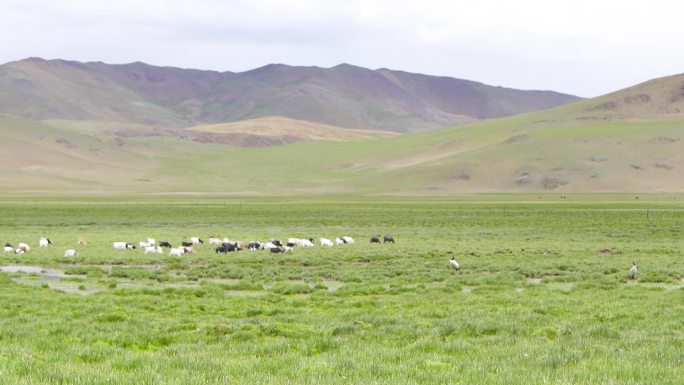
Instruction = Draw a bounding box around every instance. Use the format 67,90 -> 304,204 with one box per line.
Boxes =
64,249 -> 77,257
319,238 -> 333,247
169,247 -> 185,257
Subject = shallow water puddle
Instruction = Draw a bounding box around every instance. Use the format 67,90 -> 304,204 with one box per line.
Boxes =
633,281 -> 683,290
0,265 -> 85,279
11,277 -> 102,296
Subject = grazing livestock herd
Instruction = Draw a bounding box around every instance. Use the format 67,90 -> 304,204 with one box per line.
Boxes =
0,235 -> 644,278
2,234 -> 389,258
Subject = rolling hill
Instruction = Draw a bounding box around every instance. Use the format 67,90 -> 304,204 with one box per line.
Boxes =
0,58 -> 580,132
186,116 -> 398,146
1,67 -> 682,194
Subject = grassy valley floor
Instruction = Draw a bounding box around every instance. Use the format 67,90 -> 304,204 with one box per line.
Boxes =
0,196 -> 682,384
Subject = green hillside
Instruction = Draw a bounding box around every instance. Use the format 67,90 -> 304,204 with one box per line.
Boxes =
1,72 -> 683,194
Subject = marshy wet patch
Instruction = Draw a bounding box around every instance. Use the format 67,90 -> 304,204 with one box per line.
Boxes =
628,280 -> 684,290
547,282 -> 575,292
12,277 -> 104,296
0,265 -> 84,279
224,290 -> 267,297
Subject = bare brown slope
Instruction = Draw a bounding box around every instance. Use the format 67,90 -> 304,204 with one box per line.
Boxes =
188,116 -> 397,142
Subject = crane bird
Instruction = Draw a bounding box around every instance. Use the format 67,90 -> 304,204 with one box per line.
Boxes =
628,262 -> 637,279
449,257 -> 461,273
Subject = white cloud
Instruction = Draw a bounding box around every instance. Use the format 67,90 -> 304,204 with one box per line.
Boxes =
1,0 -> 683,96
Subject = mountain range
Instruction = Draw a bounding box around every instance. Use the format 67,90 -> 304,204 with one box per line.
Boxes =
0,58 -> 579,132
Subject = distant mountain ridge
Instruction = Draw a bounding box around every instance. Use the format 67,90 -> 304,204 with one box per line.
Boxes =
0,57 -> 581,132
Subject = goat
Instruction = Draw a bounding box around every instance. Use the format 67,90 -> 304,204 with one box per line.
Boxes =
39,237 -> 52,248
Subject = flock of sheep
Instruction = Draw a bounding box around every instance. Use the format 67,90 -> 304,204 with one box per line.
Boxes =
106,235 -> 368,256
3,235 -> 639,279
2,234 -> 397,258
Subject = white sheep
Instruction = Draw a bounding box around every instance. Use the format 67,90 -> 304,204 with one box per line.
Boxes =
341,236 -> 354,244
169,247 -> 185,257
209,237 -> 223,245
335,237 -> 344,245
144,246 -> 163,254
300,239 -> 314,247
320,238 -> 333,247
39,237 -> 52,248
64,249 -> 77,257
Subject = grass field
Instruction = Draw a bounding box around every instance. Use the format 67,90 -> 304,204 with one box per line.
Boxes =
0,196 -> 683,384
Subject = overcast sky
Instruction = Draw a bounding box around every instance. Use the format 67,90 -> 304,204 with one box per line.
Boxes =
1,0 -> 683,97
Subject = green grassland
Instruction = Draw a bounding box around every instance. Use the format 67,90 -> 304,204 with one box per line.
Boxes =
2,95 -> 684,194
0,197 -> 682,384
